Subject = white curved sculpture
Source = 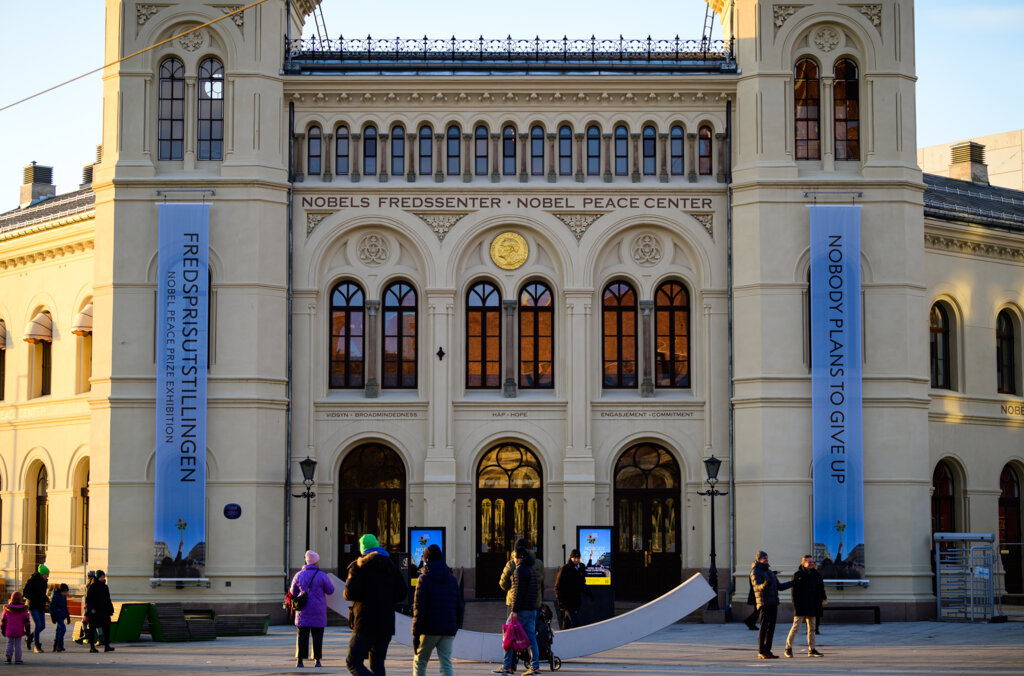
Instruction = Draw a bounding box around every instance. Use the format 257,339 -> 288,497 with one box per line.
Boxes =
324,571 -> 714,662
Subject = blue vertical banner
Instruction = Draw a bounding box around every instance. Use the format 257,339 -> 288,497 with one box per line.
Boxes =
809,205 -> 865,579
154,203 -> 209,578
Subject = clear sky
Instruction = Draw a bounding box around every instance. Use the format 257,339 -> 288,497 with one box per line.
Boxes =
1,0 -> 1022,201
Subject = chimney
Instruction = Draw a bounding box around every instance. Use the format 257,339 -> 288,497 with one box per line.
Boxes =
949,142 -> 989,185
80,164 -> 94,188
19,162 -> 56,208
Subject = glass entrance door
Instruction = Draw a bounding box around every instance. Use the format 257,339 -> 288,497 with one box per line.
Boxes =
612,445 -> 681,601
338,444 -> 406,573
476,444 -> 542,598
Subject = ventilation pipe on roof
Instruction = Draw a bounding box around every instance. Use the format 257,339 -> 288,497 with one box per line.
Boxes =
949,142 -> 989,185
20,162 -> 56,208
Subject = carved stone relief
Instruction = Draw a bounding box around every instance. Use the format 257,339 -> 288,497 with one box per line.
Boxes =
924,234 -> 1024,262
551,212 -> 606,241
689,213 -> 714,238
851,4 -> 882,30
217,5 -> 245,28
773,5 -> 805,35
178,28 -> 205,52
813,26 -> 842,52
137,4 -> 162,25
413,212 -> 468,241
631,233 -> 663,266
305,213 -> 327,237
357,233 -> 390,266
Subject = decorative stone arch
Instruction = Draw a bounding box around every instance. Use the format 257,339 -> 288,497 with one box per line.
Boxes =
778,10 -> 882,74
138,11 -> 238,72
932,456 -> 967,533
307,215 -> 435,290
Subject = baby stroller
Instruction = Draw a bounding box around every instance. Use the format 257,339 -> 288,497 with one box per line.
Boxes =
513,604 -> 561,672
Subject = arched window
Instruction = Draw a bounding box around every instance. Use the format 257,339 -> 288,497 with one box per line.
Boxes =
475,124 -> 489,175
642,125 -> 656,175
339,444 -> 406,571
558,125 -> 572,176
34,465 -> 48,568
931,462 -> 955,534
1000,465 -> 1023,593
0,319 -> 7,401
335,126 -> 350,175
654,281 -> 690,388
446,124 -> 461,175
72,461 -> 90,566
930,303 -> 952,389
157,57 -> 185,160
602,282 -> 638,388
519,282 -> 553,389
794,58 -> 821,161
363,125 -> 377,177
383,282 -> 417,389
698,125 -> 713,175
586,125 -> 601,175
530,125 -> 545,176
834,58 -> 860,161
419,125 -> 433,175
502,126 -> 517,176
670,125 -> 685,175
997,310 -> 1017,395
197,57 -> 224,161
391,126 -> 405,176
614,125 -> 628,175
307,126 -> 322,175
329,282 -> 365,389
467,281 -> 501,389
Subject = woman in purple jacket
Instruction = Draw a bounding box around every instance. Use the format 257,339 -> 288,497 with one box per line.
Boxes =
290,550 -> 336,668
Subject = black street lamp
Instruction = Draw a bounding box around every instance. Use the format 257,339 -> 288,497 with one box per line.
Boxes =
293,457 -> 317,552
697,455 -> 728,610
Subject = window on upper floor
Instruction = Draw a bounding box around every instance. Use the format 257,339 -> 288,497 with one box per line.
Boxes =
834,58 -> 860,161
419,125 -> 433,175
794,58 -> 821,161
670,125 -> 685,175
475,125 -> 489,175
642,125 -> 656,175
447,125 -> 461,176
997,310 -> 1018,395
307,126 -> 322,175
72,302 -> 93,394
391,126 -> 405,176
363,125 -> 378,177
614,125 -> 628,176
157,57 -> 185,161
25,311 -> 53,398
586,125 -> 601,176
383,282 -> 417,389
530,125 -> 545,176
932,461 -> 956,533
930,303 -> 952,390
336,126 -> 350,175
698,125 -> 713,175
502,126 -> 517,176
519,282 -> 553,389
197,57 -> 224,161
654,281 -> 690,388
467,281 -> 502,389
330,282 -> 365,389
0,319 -> 6,401
558,125 -> 572,176
602,282 -> 638,388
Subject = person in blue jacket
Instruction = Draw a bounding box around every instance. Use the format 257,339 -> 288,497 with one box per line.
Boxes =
48,584 -> 70,652
412,544 -> 464,676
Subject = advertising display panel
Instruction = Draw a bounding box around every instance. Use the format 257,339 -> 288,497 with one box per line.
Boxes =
577,526 -> 613,586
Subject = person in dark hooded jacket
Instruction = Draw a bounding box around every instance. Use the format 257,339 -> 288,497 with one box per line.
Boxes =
344,534 -> 406,676
495,547 -> 540,676
750,551 -> 792,659
84,570 -> 115,653
21,564 -> 48,653
554,549 -> 590,629
411,544 -> 463,676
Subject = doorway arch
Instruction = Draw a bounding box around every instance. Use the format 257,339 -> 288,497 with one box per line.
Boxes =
33,464 -> 49,569
613,443 -> 681,601
337,444 -> 406,572
475,443 -> 543,598
1000,464 -> 1022,594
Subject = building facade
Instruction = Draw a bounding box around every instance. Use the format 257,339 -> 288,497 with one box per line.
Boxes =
0,0 -> 1021,620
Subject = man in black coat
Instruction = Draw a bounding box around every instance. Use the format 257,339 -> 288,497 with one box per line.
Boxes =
22,564 -> 49,653
411,544 -> 464,676
750,551 -> 792,659
84,570 -> 115,652
344,534 -> 407,676
784,555 -> 826,657
554,549 -> 589,629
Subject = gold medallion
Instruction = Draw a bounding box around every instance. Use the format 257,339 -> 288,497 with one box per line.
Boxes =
489,232 -> 529,270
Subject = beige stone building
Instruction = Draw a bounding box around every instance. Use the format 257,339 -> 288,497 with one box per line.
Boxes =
0,0 -> 1021,622
919,129 -> 1024,191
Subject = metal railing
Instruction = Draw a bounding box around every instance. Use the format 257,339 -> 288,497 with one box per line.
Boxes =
285,35 -> 732,65
0,544 -> 107,594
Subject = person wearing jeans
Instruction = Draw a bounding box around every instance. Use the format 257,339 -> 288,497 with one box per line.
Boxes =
494,547 -> 540,676
412,544 -> 463,676
21,564 -> 49,653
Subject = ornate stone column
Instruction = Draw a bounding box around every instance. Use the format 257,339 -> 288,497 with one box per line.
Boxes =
462,132 -> 472,182
378,133 -> 389,182
658,132 -> 669,182
631,132 -> 641,182
184,75 -> 197,170
364,300 -> 380,398
519,131 -> 529,182
574,132 -> 584,182
350,132 -> 361,182
323,132 -> 334,181
686,132 -> 697,183
407,131 -> 417,182
490,132 -> 500,182
602,133 -> 613,182
715,132 -> 727,182
503,300 -> 518,397
434,132 -> 445,182
293,132 -> 306,182
640,300 -> 654,397
821,74 -> 836,172
547,132 -> 557,182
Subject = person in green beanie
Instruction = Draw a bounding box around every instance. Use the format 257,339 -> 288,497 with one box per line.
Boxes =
343,534 -> 406,676
21,564 -> 49,653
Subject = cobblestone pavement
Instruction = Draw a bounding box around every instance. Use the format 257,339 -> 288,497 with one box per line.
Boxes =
15,620 -> 1023,675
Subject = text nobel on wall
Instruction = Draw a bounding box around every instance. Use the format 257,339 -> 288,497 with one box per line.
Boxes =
154,203 -> 209,579
809,205 -> 865,579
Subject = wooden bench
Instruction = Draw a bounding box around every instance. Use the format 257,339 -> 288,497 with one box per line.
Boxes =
822,604 -> 880,624
213,614 -> 270,636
